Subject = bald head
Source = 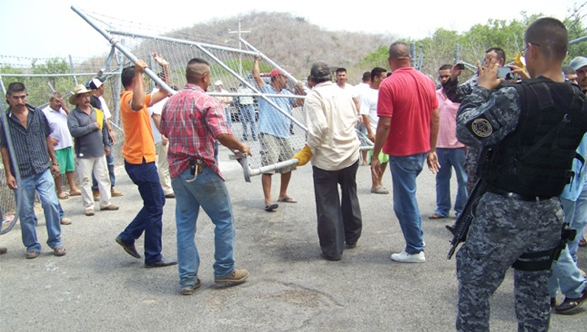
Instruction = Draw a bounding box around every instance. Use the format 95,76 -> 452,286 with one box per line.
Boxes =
389,42 -> 410,60
387,41 -> 411,71
186,58 -> 211,89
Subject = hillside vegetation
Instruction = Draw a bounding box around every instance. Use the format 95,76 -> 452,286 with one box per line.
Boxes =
166,11 -> 394,83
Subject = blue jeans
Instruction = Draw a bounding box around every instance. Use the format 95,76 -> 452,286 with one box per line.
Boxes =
119,160 -> 165,264
224,107 -> 232,126
92,152 -> 115,190
389,153 -> 427,254
239,105 -> 257,139
548,192 -> 587,298
549,247 -> 586,298
435,148 -> 468,217
171,167 -> 235,288
18,169 -> 62,252
561,185 -> 587,261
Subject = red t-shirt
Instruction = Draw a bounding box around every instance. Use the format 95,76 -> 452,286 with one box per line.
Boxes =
377,67 -> 438,156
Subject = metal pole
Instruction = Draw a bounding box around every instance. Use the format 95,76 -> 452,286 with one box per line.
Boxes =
98,46 -> 117,78
229,20 -> 251,76
570,35 -> 587,45
68,55 -> 78,86
1,72 -> 120,78
0,99 -> 22,235
0,74 -> 6,98
410,43 -> 415,68
114,46 -> 124,125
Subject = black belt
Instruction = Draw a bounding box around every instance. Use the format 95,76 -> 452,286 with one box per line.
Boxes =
486,185 -> 553,202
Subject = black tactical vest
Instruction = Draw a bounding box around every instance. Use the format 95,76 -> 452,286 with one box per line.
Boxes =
480,77 -> 587,197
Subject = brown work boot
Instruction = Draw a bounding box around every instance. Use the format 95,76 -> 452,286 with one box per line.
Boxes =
215,269 -> 249,285
111,188 -> 124,197
92,189 -> 100,201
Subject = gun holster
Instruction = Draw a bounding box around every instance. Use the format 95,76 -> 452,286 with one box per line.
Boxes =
512,223 -> 576,272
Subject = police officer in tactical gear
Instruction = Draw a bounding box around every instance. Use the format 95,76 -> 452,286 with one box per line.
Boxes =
454,17 -> 587,332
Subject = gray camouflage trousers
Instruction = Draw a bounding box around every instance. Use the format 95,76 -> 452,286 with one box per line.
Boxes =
456,192 -> 564,332
465,147 -> 480,195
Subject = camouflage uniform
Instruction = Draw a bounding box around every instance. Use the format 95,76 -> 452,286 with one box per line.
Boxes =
443,76 -> 481,194
455,85 -> 565,332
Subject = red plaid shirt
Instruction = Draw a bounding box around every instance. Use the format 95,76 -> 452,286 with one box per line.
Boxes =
160,83 -> 232,179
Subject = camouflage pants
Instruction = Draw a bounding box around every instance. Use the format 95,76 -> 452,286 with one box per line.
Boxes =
456,193 -> 564,332
464,147 -> 479,195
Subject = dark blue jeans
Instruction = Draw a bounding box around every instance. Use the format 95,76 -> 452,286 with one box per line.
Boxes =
119,159 -> 165,264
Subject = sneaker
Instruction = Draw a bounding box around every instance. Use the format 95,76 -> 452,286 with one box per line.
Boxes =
391,250 -> 426,263
181,279 -> 202,295
92,189 -> 100,201
25,250 -> 40,259
0,247 -> 7,255
554,287 -> 587,314
111,188 -> 124,197
85,209 -> 95,216
100,204 -> 119,211
215,269 -> 249,285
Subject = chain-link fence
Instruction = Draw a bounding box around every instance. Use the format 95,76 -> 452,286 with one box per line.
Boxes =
0,51 -> 126,226
73,6 -> 372,180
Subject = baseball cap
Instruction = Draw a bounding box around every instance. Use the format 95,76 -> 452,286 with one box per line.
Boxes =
87,77 -> 103,90
270,69 -> 285,78
214,80 -> 223,86
570,56 -> 587,71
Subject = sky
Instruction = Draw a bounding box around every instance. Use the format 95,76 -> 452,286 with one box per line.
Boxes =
0,0 -> 585,61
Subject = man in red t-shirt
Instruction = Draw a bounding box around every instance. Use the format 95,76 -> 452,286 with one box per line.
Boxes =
371,41 -> 440,263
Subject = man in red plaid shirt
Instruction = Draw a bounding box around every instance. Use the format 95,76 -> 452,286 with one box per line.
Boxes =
160,58 -> 251,295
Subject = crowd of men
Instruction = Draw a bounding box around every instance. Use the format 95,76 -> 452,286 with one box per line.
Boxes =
1,16 -> 587,331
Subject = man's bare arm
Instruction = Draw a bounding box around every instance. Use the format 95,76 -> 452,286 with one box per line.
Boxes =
252,57 -> 264,87
131,60 -> 148,112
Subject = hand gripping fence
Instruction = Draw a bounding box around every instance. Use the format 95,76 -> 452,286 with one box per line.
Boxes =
71,6 -> 373,182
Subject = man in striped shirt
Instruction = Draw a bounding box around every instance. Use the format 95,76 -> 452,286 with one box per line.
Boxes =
0,82 -> 66,259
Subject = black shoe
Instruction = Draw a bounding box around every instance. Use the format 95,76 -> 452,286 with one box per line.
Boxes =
321,252 -> 341,261
145,258 -> 177,268
554,287 -> 587,314
345,242 -> 357,249
115,236 -> 140,259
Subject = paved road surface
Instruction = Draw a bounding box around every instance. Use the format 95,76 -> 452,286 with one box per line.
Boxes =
1,146 -> 585,331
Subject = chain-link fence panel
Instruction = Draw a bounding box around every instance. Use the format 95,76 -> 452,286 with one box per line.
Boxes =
73,6 -> 373,181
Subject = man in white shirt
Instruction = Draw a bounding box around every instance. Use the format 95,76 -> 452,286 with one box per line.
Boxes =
294,62 -> 362,261
42,92 -> 81,199
148,81 -> 175,199
355,72 -> 371,165
359,67 -> 389,194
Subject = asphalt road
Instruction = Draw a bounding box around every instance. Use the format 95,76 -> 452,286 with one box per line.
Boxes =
1,146 -> 585,332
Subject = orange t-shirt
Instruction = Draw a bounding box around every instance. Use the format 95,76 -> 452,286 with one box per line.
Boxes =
120,91 -> 156,164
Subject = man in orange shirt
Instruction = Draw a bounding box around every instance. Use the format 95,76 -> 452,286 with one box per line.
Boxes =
114,53 -> 176,268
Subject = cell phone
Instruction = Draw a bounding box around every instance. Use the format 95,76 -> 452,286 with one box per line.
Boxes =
497,67 -> 512,79
456,63 -> 465,70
